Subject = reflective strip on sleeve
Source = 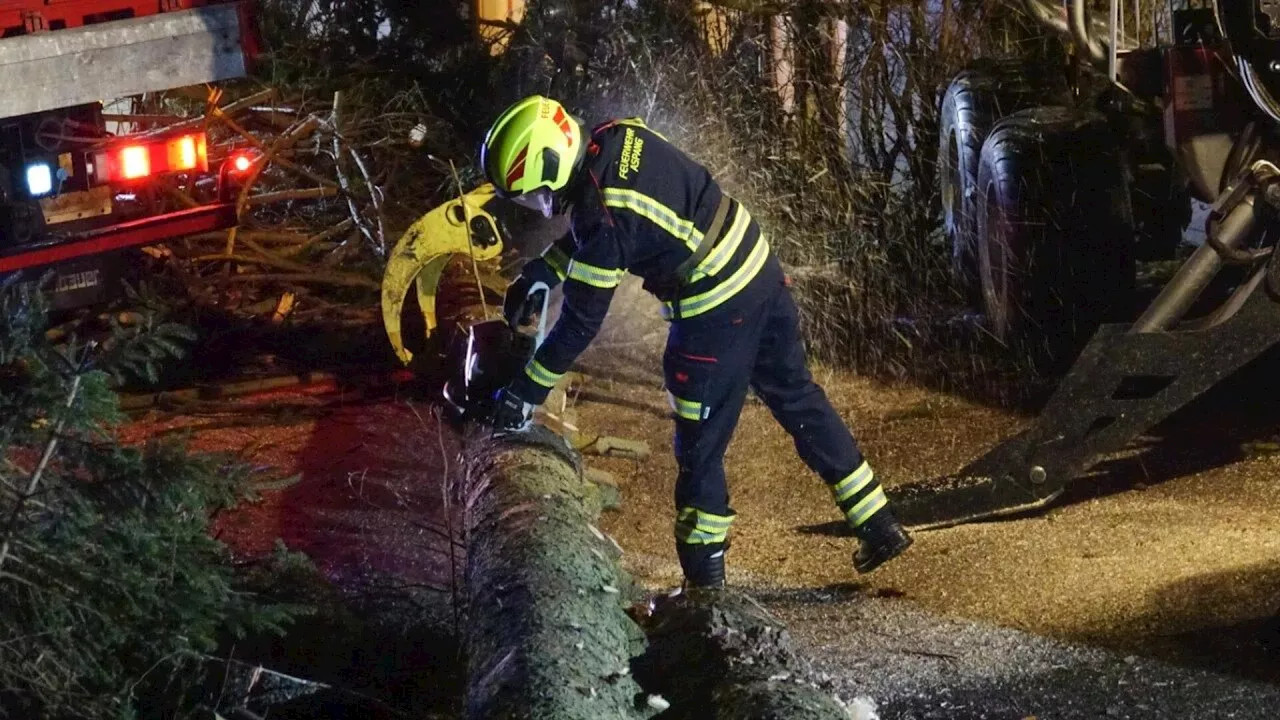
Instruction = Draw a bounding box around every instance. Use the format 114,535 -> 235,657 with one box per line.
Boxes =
567,259 -> 625,289
525,358 -> 564,388
661,236 -> 770,320
690,203 -> 750,281
831,462 -> 874,503
542,245 -> 571,281
674,506 -> 735,544
668,392 -> 705,421
847,486 -> 888,528
602,187 -> 703,252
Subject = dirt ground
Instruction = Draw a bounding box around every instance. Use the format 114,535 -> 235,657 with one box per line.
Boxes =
567,280 -> 1280,716
575,362 -> 1280,658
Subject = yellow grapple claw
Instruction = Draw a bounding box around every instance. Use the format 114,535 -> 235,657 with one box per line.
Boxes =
380,183 -> 506,365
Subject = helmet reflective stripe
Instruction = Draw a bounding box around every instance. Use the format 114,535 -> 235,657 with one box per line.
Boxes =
551,106 -> 574,145
505,147 -> 529,187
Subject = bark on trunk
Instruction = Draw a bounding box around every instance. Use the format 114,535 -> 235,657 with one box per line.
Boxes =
461,427 -> 654,720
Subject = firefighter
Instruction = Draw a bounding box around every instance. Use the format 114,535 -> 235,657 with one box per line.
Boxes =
479,95 -> 913,587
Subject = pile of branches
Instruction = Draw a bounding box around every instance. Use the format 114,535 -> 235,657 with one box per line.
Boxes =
103,0 -> 522,340
108,83 -> 433,330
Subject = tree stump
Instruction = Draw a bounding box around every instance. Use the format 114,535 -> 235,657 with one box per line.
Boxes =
632,588 -> 854,720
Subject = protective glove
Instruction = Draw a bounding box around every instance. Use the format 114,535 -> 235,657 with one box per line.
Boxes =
491,386 -> 535,433
502,273 -> 547,329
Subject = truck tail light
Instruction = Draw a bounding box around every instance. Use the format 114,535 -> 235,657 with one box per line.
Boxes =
217,150 -> 261,202
167,135 -> 207,172
228,151 -> 255,174
120,146 -> 151,179
91,132 -> 210,184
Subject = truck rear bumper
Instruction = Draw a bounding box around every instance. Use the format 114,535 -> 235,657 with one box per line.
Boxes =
0,2 -> 252,120
0,203 -> 236,273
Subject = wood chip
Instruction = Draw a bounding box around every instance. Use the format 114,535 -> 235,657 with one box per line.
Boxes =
605,534 -> 624,555
271,292 -> 296,324
582,436 -> 650,460
585,467 -> 620,487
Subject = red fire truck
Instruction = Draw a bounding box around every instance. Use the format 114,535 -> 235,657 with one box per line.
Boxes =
0,0 -> 260,310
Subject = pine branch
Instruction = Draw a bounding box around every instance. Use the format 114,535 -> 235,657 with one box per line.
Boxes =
0,373 -> 83,573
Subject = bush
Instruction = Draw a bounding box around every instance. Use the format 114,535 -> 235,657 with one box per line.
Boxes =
0,277 -> 302,719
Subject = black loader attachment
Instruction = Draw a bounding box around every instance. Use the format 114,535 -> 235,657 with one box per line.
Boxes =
894,160 -> 1280,529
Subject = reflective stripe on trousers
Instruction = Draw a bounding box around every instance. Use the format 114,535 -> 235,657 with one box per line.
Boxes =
666,254 -> 885,538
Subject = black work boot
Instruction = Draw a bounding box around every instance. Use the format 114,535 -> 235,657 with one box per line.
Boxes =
853,508 -> 913,574
676,543 -> 726,589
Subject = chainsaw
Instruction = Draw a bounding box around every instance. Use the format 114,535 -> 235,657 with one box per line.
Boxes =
439,281 -> 551,424
378,182 -> 562,425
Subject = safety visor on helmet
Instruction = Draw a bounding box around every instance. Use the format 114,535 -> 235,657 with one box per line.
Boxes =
506,186 -> 555,218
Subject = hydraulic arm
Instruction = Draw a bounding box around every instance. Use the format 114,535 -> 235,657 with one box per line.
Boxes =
895,160 -> 1280,529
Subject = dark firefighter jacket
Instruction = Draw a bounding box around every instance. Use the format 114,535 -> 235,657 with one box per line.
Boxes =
507,116 -> 770,406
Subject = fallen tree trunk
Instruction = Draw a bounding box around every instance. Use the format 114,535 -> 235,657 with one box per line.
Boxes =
461,426 -> 858,720
461,427 -> 656,720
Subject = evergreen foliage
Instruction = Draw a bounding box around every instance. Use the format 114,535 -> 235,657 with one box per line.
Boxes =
0,275 -> 302,719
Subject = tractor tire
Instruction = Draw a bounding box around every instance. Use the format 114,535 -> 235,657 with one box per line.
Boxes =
975,105 -> 1136,371
938,58 -> 1069,303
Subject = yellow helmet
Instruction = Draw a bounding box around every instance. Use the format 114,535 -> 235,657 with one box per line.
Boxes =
479,95 -> 583,197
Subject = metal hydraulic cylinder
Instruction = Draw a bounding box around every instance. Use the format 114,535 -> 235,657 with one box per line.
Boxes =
1130,193 -> 1261,334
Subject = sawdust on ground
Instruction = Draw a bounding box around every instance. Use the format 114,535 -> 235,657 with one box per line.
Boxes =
571,335 -> 1280,666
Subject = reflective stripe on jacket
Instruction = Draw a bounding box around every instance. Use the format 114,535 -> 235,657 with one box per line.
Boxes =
509,117 -> 770,404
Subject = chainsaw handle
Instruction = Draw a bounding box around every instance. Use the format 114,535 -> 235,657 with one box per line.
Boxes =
526,281 -> 551,350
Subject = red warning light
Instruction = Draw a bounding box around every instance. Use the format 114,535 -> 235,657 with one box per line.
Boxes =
120,145 -> 151,179
167,135 -> 205,172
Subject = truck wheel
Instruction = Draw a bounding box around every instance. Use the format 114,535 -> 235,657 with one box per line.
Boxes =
975,106 -> 1136,369
938,58 -> 1068,302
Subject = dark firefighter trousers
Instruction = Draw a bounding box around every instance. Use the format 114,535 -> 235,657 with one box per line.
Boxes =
665,255 -> 889,558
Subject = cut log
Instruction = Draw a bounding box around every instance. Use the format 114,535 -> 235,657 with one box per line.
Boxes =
461,426 -> 656,720
632,588 -> 854,720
